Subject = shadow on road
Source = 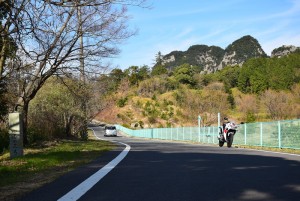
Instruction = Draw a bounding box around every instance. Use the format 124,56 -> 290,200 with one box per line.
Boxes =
82,142 -> 300,201
18,133 -> 300,201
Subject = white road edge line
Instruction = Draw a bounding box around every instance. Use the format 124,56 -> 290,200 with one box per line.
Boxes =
57,128 -> 131,201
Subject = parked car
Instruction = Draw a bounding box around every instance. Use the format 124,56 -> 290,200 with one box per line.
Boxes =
104,126 -> 117,137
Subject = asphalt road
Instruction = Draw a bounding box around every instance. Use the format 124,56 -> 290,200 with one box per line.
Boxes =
19,126 -> 300,201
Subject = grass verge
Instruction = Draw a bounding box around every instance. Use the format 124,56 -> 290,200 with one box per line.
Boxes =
235,144 -> 300,155
0,131 -> 114,201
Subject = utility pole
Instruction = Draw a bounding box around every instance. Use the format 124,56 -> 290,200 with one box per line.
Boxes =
77,2 -> 87,139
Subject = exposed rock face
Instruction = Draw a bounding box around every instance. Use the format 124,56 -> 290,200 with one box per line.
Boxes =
160,35 -> 268,73
271,45 -> 300,58
216,35 -> 267,71
193,45 -> 224,73
162,55 -> 175,65
162,45 -> 224,73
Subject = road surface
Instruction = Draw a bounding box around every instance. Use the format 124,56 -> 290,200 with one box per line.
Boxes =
19,126 -> 300,201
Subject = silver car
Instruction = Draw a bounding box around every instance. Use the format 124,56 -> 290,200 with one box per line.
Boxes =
104,126 -> 117,137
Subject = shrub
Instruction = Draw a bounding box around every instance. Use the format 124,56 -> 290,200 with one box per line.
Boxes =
27,127 -> 51,144
138,121 -> 144,128
246,112 -> 256,122
148,116 -> 156,124
0,80 -> 8,121
0,128 -> 9,154
122,123 -> 130,128
117,97 -> 128,107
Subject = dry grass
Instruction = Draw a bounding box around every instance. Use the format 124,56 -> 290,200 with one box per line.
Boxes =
0,136 -> 114,201
235,145 -> 300,155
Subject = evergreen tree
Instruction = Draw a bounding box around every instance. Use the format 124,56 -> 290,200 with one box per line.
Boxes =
155,51 -> 163,65
174,63 -> 196,86
238,58 -> 268,93
267,57 -> 295,90
151,65 -> 167,76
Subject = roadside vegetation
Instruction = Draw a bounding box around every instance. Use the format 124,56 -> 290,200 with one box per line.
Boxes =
0,130 -> 115,200
235,145 -> 300,155
0,1 -> 147,151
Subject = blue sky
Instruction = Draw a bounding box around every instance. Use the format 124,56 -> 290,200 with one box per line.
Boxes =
109,0 -> 300,69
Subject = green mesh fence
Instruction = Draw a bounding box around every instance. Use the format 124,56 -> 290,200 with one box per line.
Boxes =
116,119 -> 300,149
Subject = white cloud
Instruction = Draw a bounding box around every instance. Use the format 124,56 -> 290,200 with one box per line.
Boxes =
173,28 -> 194,40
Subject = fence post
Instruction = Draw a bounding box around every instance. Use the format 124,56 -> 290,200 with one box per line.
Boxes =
244,123 -> 247,145
199,127 -> 201,143
213,127 -> 215,144
198,116 -> 201,143
278,121 -> 281,148
217,113 -> 220,128
208,127 -> 211,143
260,122 -> 263,147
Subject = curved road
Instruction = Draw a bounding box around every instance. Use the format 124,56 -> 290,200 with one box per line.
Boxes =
20,126 -> 300,201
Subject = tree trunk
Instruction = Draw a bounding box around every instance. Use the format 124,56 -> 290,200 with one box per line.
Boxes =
22,100 -> 29,145
0,35 -> 8,80
65,115 -> 74,137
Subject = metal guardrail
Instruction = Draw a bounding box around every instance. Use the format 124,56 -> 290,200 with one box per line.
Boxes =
116,119 -> 300,149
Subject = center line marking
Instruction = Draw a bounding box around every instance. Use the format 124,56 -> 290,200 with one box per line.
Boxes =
58,129 -> 130,201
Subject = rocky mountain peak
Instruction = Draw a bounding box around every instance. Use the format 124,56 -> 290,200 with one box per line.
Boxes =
217,35 -> 267,71
271,45 -> 300,58
159,35 -> 268,73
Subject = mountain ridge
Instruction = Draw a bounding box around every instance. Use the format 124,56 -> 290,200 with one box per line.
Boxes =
159,35 -> 300,73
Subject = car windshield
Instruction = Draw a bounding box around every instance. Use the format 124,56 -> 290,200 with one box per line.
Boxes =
106,126 -> 116,130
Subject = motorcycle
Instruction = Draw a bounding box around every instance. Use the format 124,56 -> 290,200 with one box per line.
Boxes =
218,121 -> 238,148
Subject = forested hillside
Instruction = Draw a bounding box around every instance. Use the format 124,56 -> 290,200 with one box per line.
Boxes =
95,52 -> 300,128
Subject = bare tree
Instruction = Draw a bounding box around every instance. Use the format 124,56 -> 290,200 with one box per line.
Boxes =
290,84 -> 300,118
261,90 -> 293,120
1,0 -> 147,143
0,0 -> 21,80
235,93 -> 258,121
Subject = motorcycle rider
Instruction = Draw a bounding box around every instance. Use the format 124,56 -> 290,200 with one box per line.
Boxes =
222,117 -> 230,141
223,117 -> 230,130
218,117 -> 238,147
